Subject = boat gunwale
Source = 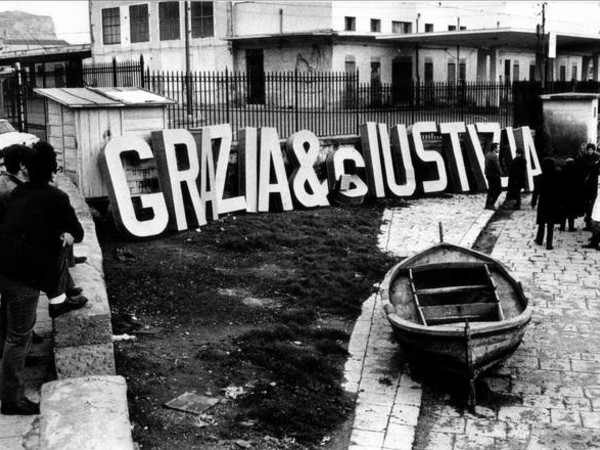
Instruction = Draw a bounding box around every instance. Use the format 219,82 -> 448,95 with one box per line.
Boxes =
381,242 -> 533,337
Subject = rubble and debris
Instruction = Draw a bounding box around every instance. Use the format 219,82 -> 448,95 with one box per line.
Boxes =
164,392 -> 220,415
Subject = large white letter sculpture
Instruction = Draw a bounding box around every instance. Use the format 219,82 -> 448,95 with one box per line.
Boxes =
386,124 -> 416,197
194,127 -> 219,222
439,122 -> 470,192
360,122 -> 386,198
409,121 -> 447,193
205,124 -> 247,214
286,130 -> 329,208
152,129 -> 205,230
238,127 -> 258,213
257,128 -> 293,212
102,136 -> 169,238
514,126 -> 542,191
326,146 -> 368,205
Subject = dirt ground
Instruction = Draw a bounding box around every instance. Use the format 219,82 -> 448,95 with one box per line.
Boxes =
96,200 -> 404,450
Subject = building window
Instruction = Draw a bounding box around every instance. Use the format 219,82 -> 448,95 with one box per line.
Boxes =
102,7 -> 121,45
370,19 -> 381,32
159,2 -> 180,41
191,1 -> 214,38
460,26 -> 466,30
560,65 -> 566,81
572,64 -> 577,80
392,21 -> 412,34
424,23 -> 434,32
513,63 -> 520,81
129,4 -> 149,43
459,60 -> 466,81
345,16 -> 356,31
529,64 -> 535,81
448,25 -> 456,31
424,60 -> 433,82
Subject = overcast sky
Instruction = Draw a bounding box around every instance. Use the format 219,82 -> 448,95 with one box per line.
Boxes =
0,1 -> 90,44
0,1 -> 596,46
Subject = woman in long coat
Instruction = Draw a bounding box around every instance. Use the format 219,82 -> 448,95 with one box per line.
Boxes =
532,158 -> 564,250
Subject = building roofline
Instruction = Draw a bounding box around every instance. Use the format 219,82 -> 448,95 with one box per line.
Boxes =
0,44 -> 91,66
376,27 -> 600,53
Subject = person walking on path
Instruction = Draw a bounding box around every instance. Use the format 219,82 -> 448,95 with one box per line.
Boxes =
580,143 -> 600,230
505,147 -> 527,210
532,157 -> 563,250
0,143 -> 87,415
484,142 -> 502,210
560,157 -> 586,232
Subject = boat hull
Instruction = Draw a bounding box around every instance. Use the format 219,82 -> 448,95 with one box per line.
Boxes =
381,243 -> 532,380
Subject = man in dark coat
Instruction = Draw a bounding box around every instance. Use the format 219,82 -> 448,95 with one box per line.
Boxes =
506,147 -> 527,209
484,142 -> 502,210
532,157 -> 563,250
580,143 -> 600,230
0,143 -> 87,415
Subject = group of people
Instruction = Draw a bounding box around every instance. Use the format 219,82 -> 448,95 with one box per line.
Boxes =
0,141 -> 88,416
484,141 -> 600,251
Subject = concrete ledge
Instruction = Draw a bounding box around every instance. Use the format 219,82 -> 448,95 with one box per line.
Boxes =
40,376 -> 134,450
54,343 -> 116,379
53,176 -> 115,378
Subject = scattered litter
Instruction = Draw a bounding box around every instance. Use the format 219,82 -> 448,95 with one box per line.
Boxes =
239,420 -> 256,427
320,436 -> 331,445
131,325 -> 164,335
164,392 -> 220,415
111,313 -> 142,334
114,247 -> 136,262
192,417 -> 209,428
112,334 -> 137,342
234,439 -> 252,448
292,341 -> 303,346
222,385 -> 244,399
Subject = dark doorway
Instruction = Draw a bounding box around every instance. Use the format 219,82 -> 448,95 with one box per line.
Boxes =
246,49 -> 265,105
392,56 -> 413,105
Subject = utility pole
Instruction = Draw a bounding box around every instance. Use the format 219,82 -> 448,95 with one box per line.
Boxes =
541,2 -> 547,87
185,1 -> 193,117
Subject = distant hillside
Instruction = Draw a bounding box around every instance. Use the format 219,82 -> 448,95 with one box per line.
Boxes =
0,10 -> 57,41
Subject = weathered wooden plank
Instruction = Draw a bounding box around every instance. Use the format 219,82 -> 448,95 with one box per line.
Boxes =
416,284 -> 490,296
422,303 -> 498,324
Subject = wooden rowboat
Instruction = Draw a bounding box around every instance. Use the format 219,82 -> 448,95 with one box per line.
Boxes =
381,242 -> 532,404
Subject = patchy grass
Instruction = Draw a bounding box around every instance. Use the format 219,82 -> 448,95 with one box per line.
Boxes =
97,200 -> 405,449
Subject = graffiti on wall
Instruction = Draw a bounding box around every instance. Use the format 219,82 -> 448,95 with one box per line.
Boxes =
102,122 -> 541,238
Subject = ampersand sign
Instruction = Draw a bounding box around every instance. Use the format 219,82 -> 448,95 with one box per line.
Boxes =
286,130 -> 329,208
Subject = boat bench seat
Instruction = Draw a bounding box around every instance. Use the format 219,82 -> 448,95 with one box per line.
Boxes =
421,302 -> 498,325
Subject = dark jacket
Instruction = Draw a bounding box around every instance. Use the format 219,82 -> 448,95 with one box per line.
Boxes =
563,160 -> 586,217
484,151 -> 501,181
532,167 -> 564,225
507,156 -> 527,193
0,182 -> 83,289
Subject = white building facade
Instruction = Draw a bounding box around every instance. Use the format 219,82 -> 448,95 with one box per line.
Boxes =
89,1 -> 600,84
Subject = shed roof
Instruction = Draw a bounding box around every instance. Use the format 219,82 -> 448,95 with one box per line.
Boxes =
540,92 -> 600,101
33,87 -> 175,108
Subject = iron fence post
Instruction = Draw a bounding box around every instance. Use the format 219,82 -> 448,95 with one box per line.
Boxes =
355,69 -> 360,134
294,68 -> 299,132
140,54 -> 145,88
112,57 -> 117,87
226,68 -> 230,124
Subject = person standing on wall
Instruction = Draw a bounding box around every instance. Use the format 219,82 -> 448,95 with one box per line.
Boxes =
484,142 -> 502,210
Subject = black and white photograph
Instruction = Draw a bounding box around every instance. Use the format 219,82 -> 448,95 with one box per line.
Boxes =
0,1 -> 600,449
